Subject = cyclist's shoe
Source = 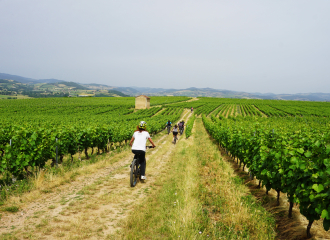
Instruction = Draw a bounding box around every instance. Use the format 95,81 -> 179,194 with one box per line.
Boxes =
141,175 -> 146,180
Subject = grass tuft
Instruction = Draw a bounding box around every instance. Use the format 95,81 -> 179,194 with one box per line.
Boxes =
3,206 -> 19,213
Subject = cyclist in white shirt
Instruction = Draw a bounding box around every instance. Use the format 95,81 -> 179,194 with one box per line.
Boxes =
129,121 -> 156,180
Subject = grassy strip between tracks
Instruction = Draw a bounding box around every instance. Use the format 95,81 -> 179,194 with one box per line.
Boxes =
114,123 -> 202,239
115,118 -> 276,239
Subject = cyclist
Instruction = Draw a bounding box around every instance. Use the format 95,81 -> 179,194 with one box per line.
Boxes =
191,107 -> 193,113
178,120 -> 185,135
165,120 -> 172,134
129,121 -> 156,180
172,124 -> 179,143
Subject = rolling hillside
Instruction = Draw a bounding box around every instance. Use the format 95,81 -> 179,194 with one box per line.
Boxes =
0,73 -> 129,98
114,86 -> 330,101
1,72 -> 330,101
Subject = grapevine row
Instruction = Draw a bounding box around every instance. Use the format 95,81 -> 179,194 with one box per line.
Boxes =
0,106 -> 184,178
202,115 -> 330,237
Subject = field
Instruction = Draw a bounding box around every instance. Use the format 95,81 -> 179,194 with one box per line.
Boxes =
0,95 -> 32,100
0,97 -> 330,239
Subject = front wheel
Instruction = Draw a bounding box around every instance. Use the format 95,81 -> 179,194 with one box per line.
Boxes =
130,159 -> 138,187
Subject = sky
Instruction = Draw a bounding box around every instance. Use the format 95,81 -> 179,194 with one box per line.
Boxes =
0,0 -> 330,94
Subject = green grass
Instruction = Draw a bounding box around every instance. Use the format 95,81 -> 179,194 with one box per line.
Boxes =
112,117 -> 276,239
3,206 -> 19,213
195,118 -> 276,239
115,136 -> 203,239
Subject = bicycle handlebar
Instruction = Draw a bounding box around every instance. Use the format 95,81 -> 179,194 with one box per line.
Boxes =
146,146 -> 155,149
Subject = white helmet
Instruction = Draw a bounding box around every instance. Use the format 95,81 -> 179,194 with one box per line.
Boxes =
139,121 -> 147,129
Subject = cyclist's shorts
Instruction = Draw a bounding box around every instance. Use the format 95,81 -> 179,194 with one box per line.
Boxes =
132,150 -> 146,161
173,132 -> 178,136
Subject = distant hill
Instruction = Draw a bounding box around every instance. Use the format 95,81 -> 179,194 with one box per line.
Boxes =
82,83 -> 114,90
0,73 -> 67,84
94,89 -> 130,97
114,87 -> 140,95
113,87 -> 330,101
0,79 -> 33,92
0,73 -> 129,98
37,81 -> 89,90
1,72 -> 330,101
0,73 -> 38,84
107,89 -> 129,97
113,87 -> 251,98
36,79 -> 66,84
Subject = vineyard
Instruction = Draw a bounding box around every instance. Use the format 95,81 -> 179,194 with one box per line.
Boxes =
0,96 -> 330,239
0,97 -> 189,179
193,99 -> 330,237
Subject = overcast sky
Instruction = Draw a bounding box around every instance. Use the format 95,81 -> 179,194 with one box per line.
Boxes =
1,0 -> 330,94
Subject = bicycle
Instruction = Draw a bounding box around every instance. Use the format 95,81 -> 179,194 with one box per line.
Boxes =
130,146 -> 154,187
179,127 -> 184,135
166,125 -> 171,135
173,135 -> 178,144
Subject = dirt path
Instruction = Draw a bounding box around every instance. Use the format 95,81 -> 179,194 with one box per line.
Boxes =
113,118 -> 276,240
0,109 -> 192,239
186,97 -> 199,102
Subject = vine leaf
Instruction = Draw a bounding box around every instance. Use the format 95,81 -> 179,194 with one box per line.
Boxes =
312,184 -> 324,193
321,209 -> 329,219
314,140 -> 321,147
304,151 -> 312,158
323,219 -> 330,231
324,158 -> 330,168
297,148 -> 304,154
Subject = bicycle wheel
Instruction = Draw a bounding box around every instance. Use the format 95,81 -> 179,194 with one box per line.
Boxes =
174,135 -> 177,144
130,159 -> 138,187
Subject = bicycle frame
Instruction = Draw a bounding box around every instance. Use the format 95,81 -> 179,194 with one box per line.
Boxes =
173,134 -> 178,144
166,125 -> 171,134
130,146 -> 153,187
130,157 -> 140,187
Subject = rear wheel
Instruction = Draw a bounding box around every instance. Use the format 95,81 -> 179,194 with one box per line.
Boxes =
130,159 -> 138,187
174,135 -> 177,144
